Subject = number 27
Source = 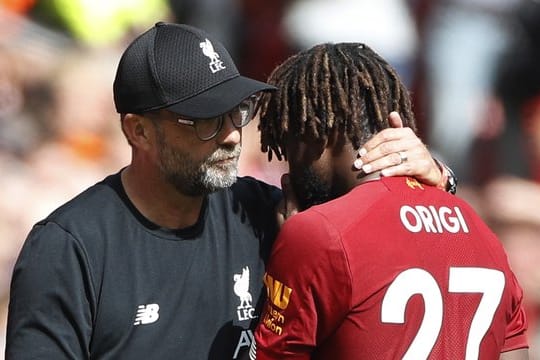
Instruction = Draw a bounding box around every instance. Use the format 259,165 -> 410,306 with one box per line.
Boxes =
381,267 -> 505,360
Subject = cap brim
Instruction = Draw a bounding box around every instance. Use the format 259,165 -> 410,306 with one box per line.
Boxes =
166,75 -> 276,118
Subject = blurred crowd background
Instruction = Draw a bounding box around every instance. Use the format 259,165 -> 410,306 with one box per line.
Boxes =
1,0 -> 540,358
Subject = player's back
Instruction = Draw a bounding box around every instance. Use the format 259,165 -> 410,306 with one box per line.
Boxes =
313,176 -> 528,359
254,176 -> 528,359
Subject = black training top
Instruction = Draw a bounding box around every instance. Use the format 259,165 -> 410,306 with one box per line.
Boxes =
6,172 -> 281,360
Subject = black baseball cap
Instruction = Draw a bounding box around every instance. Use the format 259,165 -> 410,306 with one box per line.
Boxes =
113,22 -> 276,118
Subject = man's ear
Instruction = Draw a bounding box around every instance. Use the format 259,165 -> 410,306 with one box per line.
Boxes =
121,113 -> 152,149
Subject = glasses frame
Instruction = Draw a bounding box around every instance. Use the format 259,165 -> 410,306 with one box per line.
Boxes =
176,96 -> 258,141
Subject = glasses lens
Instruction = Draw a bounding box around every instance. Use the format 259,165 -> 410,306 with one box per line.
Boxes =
194,117 -> 221,140
191,97 -> 256,140
231,99 -> 255,128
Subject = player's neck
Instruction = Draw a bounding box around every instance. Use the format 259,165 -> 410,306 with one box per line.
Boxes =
355,171 -> 382,186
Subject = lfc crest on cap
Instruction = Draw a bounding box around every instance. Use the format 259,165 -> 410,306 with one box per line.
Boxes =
200,39 -> 226,74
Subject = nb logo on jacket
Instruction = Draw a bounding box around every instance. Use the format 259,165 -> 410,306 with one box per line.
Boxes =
134,303 -> 160,325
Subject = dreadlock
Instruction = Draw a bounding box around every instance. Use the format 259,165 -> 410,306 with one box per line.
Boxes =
259,43 -> 416,161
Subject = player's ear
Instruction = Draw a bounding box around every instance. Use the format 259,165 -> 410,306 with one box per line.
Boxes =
121,113 -> 153,149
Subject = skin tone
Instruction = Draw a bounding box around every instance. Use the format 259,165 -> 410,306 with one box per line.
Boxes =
277,112 -> 443,224
120,109 -> 242,229
284,121 -> 361,211
119,107 -> 443,232
355,112 -> 442,184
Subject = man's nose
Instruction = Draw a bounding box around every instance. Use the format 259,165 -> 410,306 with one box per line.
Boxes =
216,115 -> 241,145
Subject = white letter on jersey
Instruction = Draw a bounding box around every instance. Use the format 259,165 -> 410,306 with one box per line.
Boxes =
400,205 -> 469,234
233,330 -> 254,359
400,206 -> 423,233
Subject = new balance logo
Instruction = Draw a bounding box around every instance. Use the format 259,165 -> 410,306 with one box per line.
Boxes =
134,303 -> 160,325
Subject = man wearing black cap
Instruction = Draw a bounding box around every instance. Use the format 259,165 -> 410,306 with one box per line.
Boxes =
5,23 -> 452,359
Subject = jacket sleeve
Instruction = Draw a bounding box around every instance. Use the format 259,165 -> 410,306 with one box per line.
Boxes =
6,222 -> 95,359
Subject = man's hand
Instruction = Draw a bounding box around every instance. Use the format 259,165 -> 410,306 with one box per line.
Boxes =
276,112 -> 449,226
353,112 -> 443,186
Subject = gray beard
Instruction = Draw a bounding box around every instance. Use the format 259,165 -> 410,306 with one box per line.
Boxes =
198,147 -> 240,192
155,126 -> 240,196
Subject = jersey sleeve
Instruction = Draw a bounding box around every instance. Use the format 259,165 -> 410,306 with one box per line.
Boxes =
6,222 -> 95,359
501,270 -> 529,352
253,211 -> 352,359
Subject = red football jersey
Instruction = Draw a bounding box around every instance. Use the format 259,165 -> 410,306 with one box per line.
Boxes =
254,177 -> 528,359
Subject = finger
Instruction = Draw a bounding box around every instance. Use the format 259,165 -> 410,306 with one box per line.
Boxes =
379,157 -> 434,177
361,151 -> 412,174
356,136 -> 420,169
359,111 -> 408,154
388,111 -> 404,128
378,155 -> 442,187
359,127 -> 417,157
361,144 -> 434,177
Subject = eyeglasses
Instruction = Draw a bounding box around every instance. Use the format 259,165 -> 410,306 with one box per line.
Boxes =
176,96 -> 257,141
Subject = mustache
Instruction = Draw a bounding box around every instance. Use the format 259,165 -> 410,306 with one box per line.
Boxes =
207,144 -> 241,162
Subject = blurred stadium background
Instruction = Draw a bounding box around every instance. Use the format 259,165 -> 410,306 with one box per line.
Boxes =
1,0 -> 539,357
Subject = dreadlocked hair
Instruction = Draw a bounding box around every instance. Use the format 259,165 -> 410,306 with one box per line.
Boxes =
259,42 -> 416,161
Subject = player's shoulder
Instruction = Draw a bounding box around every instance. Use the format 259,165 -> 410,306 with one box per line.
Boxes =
278,187 -> 375,248
380,176 -> 475,208
380,176 -> 438,196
